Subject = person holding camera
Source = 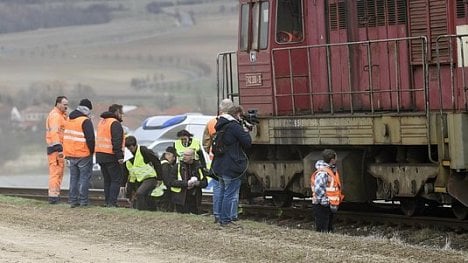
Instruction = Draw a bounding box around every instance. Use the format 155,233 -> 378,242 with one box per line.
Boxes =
203,98 -> 234,223
212,105 -> 252,228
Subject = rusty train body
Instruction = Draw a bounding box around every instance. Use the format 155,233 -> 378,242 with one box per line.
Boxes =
217,0 -> 468,219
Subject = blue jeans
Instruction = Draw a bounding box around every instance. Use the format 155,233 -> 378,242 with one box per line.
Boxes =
212,179 -> 222,220
68,156 -> 92,206
219,175 -> 241,224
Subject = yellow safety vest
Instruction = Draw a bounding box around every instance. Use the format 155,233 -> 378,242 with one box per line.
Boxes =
151,159 -> 168,197
174,137 -> 201,161
170,162 -> 204,193
125,146 -> 157,182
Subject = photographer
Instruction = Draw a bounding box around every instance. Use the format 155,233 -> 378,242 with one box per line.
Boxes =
240,109 -> 259,132
212,105 -> 252,228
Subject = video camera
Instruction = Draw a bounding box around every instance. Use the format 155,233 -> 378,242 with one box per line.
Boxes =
240,109 -> 259,131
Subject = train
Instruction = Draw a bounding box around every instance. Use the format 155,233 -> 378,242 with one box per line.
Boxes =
216,0 -> 468,219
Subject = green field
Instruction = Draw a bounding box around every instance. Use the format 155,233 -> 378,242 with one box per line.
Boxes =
0,0 -> 238,112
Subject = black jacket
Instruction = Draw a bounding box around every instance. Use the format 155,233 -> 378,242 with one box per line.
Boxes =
68,109 -> 95,155
212,115 -> 252,178
95,111 -> 124,163
169,160 -> 207,206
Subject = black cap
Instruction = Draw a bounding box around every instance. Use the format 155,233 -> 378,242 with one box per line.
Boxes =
79,99 -> 93,110
165,146 -> 178,157
176,129 -> 193,137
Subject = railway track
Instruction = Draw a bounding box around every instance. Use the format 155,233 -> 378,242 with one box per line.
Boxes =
0,187 -> 131,207
231,204 -> 468,231
1,187 -> 467,231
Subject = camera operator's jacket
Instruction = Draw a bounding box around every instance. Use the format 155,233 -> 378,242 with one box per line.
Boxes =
212,114 -> 252,178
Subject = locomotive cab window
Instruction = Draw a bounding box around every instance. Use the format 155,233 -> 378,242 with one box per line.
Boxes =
276,0 -> 304,44
240,2 -> 269,52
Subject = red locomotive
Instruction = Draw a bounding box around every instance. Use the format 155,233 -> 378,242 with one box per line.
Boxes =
217,0 -> 468,219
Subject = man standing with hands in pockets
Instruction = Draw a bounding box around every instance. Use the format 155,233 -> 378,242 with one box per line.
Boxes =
95,104 -> 125,207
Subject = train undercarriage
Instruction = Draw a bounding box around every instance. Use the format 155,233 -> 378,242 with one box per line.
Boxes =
243,113 -> 468,220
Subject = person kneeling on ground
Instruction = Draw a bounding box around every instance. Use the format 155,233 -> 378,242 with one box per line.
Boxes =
149,146 -> 178,212
169,148 -> 207,214
123,135 -> 163,211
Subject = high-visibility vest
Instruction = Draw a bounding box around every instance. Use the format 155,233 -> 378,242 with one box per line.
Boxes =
125,146 -> 157,182
45,107 -> 67,147
170,163 -> 204,193
151,159 -> 169,197
205,117 -> 217,160
63,116 -> 90,158
310,167 -> 344,206
95,118 -> 124,154
174,137 -> 201,160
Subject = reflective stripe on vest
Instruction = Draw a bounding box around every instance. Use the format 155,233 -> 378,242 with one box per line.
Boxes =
63,116 -> 90,157
170,163 -> 204,193
125,146 -> 157,182
310,167 -> 344,206
174,138 -> 201,161
95,118 -> 123,154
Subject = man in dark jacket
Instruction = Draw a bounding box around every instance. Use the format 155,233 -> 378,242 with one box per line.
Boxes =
123,135 -> 162,211
212,105 -> 252,227
95,104 -> 125,207
63,98 -> 95,208
169,148 -> 207,214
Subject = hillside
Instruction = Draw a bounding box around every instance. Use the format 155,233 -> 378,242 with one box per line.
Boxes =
0,0 -> 238,113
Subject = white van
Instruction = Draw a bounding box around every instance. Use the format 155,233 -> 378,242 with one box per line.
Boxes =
90,113 -> 215,189
143,114 -> 214,157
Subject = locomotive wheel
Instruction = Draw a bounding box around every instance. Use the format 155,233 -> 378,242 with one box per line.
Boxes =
452,201 -> 468,220
272,193 -> 292,208
400,198 -> 424,217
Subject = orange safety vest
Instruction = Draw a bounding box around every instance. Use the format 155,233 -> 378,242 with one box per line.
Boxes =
45,107 -> 67,147
310,167 -> 344,206
95,118 -> 124,154
63,116 -> 91,158
205,117 -> 217,160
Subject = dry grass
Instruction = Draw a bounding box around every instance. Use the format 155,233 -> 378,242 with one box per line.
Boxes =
0,195 -> 466,263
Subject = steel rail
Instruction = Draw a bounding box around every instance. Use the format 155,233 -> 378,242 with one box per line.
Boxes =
1,187 -> 466,231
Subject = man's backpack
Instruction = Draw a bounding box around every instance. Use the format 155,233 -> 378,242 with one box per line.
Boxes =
211,123 -> 231,157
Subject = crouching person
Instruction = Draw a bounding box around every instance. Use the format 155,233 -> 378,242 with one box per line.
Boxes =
123,135 -> 163,211
169,148 -> 207,214
149,147 -> 178,212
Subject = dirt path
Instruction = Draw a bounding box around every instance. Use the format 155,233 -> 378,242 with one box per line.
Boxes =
0,196 -> 466,263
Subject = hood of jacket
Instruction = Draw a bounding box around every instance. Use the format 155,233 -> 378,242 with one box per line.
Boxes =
315,160 -> 331,170
215,114 -> 237,131
100,111 -> 121,122
69,106 -> 90,119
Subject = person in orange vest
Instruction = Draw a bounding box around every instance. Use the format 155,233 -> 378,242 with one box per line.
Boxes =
45,96 -> 69,204
202,98 -> 233,223
95,104 -> 125,208
63,99 -> 95,208
310,149 -> 344,232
